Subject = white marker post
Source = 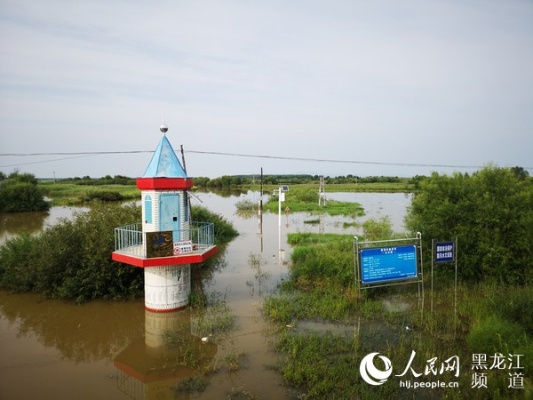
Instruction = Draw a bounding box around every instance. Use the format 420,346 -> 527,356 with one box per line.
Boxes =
276,185 -> 289,264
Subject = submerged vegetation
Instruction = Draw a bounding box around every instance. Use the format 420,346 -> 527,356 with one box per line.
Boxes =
263,186 -> 365,217
235,198 -> 258,218
0,203 -> 237,302
2,166 -> 531,398
262,166 -> 532,399
36,174 -> 416,206
0,203 -> 143,302
264,233 -> 533,398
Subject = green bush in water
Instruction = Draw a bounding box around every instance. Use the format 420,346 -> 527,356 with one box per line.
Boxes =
0,203 -> 238,302
0,172 -> 49,212
290,239 -> 354,288
0,203 -> 144,302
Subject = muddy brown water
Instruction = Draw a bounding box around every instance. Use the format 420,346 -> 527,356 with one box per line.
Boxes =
0,192 -> 410,400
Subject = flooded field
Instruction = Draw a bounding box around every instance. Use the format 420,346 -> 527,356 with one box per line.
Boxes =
0,192 -> 410,399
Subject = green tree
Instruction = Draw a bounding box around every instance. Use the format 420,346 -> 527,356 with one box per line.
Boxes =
0,204 -> 143,301
0,203 -> 238,302
405,166 -> 533,284
0,172 -> 49,212
510,166 -> 529,180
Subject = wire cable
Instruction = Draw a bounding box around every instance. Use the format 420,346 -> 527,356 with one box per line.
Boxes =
0,149 -> 531,171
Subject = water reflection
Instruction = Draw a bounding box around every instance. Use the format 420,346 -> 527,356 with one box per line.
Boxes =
0,211 -> 49,242
195,188 -> 248,198
114,310 -> 217,400
246,253 -> 271,298
0,206 -> 83,245
0,291 -> 144,363
0,191 -> 411,399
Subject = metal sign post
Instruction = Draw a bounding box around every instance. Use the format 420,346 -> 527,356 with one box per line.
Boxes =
432,238 -> 458,335
354,233 -> 424,297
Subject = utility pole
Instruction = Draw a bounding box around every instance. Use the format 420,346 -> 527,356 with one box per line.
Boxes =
258,167 -> 263,253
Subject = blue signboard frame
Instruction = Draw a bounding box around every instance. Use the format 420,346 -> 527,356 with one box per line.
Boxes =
435,241 -> 454,263
360,245 -> 418,284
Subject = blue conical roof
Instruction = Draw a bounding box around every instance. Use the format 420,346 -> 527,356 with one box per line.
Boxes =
143,136 -> 188,178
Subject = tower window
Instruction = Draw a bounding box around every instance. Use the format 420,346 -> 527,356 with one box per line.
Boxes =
145,195 -> 153,223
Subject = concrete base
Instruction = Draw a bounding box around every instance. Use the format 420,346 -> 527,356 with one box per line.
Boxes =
144,264 -> 190,312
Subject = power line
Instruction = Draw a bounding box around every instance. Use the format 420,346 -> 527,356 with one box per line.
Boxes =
0,155 -> 94,168
0,151 -> 151,156
0,149 -> 531,171
0,151 -> 150,168
185,150 -> 507,170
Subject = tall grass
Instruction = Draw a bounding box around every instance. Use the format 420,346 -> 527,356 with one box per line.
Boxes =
262,231 -> 533,399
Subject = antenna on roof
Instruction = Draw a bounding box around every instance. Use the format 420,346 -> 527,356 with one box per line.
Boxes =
160,114 -> 168,134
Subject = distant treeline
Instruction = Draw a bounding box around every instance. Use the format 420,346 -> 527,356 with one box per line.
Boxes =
194,174 -> 414,188
39,166 -> 530,190
43,173 -> 418,189
57,175 -> 136,185
51,173 -> 414,187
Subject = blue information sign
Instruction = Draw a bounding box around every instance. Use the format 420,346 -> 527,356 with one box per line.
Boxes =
435,241 -> 454,262
360,245 -> 418,284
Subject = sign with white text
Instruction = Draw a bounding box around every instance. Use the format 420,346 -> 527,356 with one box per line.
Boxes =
360,245 -> 418,284
435,241 -> 454,263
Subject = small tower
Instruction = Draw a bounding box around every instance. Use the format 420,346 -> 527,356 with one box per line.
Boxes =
112,126 -> 217,312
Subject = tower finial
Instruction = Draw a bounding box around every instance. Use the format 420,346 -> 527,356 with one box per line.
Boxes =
160,113 -> 168,134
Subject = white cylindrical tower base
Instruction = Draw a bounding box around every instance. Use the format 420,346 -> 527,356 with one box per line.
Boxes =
145,309 -> 191,349
144,264 -> 190,312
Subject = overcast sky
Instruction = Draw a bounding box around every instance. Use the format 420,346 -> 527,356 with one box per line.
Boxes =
1,0 -> 532,179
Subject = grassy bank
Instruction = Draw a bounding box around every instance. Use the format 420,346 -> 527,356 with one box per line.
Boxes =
262,232 -> 532,399
262,186 -> 366,217
258,181 -> 415,193
39,180 -> 414,207
38,180 -> 139,206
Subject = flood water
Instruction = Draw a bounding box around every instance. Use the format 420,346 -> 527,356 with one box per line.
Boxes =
0,192 -> 411,400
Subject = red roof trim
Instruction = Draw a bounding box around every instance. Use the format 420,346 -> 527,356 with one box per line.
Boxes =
112,246 -> 217,268
136,177 -> 194,190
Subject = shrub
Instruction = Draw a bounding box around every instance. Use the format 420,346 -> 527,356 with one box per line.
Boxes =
362,216 -> 394,241
85,191 -> 124,202
0,172 -> 49,212
0,203 -> 238,302
0,233 -> 39,292
290,239 -> 354,288
405,166 -> 533,284
0,204 -> 144,301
